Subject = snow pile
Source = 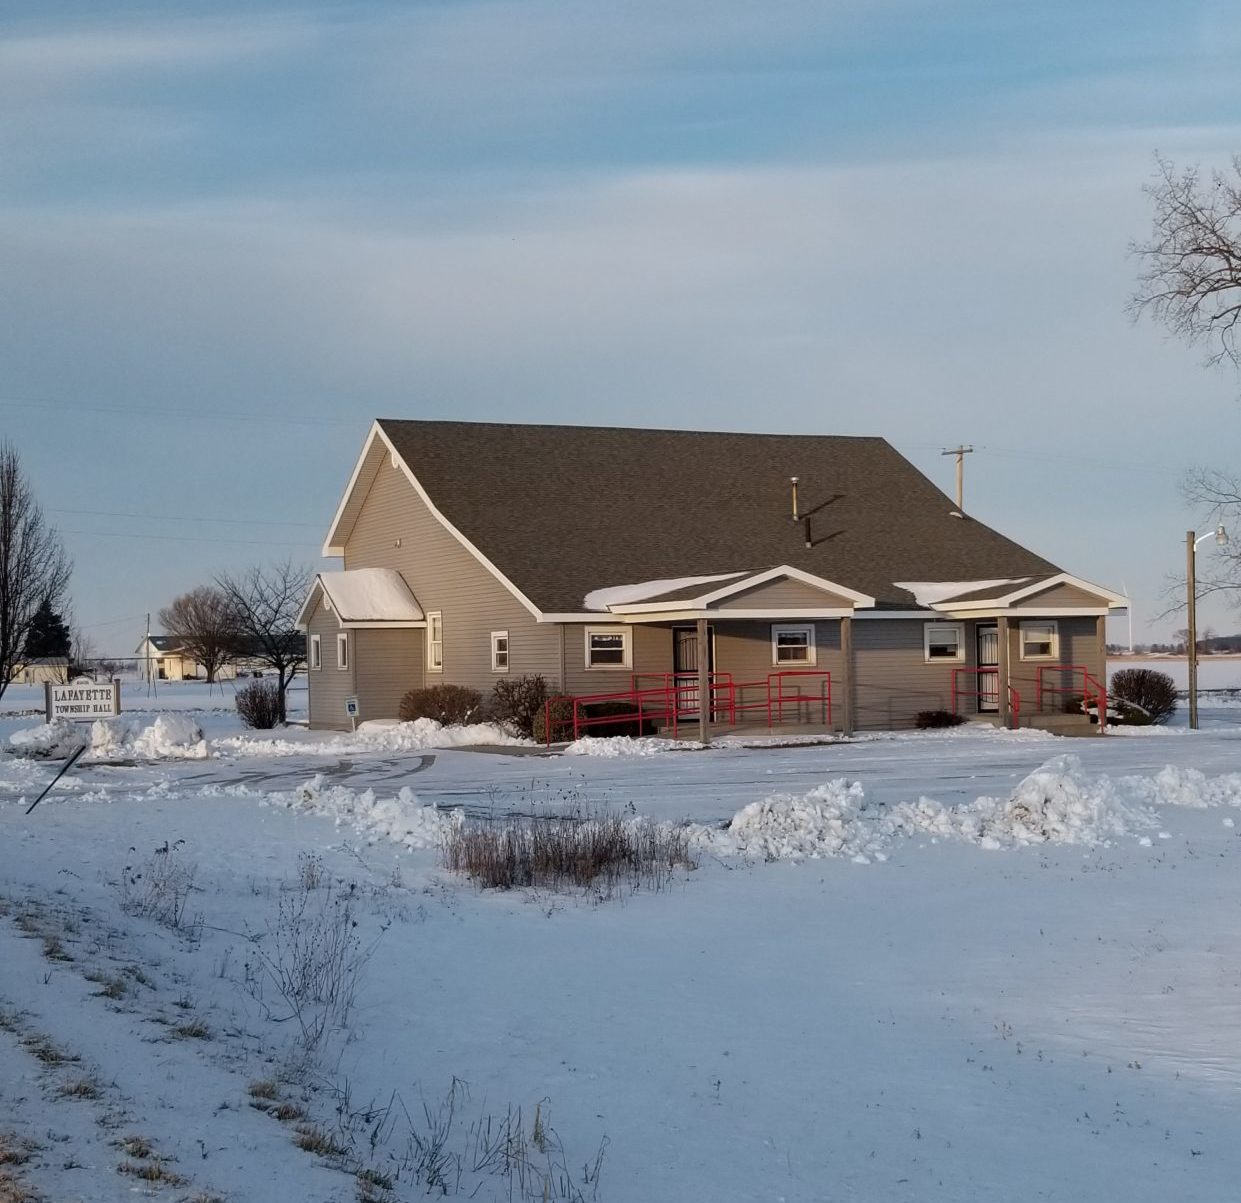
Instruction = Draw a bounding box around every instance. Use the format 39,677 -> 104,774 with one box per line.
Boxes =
1127,765 -> 1241,810
267,775 -> 450,849
721,755 -> 1163,862
564,735 -> 701,757
4,719 -> 90,759
90,714 -> 209,760
217,717 -> 530,758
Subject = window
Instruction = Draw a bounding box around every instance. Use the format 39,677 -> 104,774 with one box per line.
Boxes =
491,630 -> 509,672
924,623 -> 965,662
336,632 -> 349,670
1020,620 -> 1058,661
585,627 -> 631,669
771,624 -> 816,666
310,634 -> 321,671
427,612 -> 443,673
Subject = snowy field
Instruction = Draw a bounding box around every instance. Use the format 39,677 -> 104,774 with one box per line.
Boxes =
1,674 -> 1240,1201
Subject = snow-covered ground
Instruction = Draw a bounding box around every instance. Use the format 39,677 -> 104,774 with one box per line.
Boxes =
1,678 -> 1240,1201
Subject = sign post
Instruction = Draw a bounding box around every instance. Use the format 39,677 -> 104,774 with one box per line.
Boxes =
45,680 -> 121,723
345,695 -> 359,732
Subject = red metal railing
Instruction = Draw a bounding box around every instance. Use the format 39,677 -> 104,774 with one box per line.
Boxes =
950,667 -> 1022,729
542,670 -> 832,745
1035,664 -> 1108,731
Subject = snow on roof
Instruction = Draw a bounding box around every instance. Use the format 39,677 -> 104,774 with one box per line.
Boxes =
893,579 -> 1030,608
584,572 -> 748,612
316,569 -> 423,623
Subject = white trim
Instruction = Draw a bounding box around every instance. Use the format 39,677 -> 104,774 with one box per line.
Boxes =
619,607 -> 853,623
337,620 -> 426,630
585,626 -> 632,670
852,610 -> 937,620
310,634 -> 321,671
923,621 -> 966,663
426,611 -> 443,673
336,631 -> 349,671
607,565 -> 875,614
490,630 -> 510,673
940,606 -> 1109,619
1018,619 -> 1059,661
324,424 -> 543,619
771,623 -> 817,667
939,572 -> 1127,611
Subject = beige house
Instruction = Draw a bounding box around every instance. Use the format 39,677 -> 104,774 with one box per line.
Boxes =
134,636 -> 244,682
12,657 -> 70,685
299,420 -> 1127,735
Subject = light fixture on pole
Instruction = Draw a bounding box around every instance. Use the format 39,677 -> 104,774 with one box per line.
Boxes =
1187,525 -> 1228,730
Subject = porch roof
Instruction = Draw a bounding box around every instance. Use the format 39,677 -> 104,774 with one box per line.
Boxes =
297,568 -> 425,628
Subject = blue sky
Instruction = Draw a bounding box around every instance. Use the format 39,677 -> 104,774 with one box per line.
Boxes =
3,1 -> 1240,653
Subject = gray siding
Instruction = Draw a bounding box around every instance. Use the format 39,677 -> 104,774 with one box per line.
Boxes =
561,624 -> 667,696
344,458 -> 562,695
306,598 -> 355,731
355,629 -> 422,723
714,620 -> 843,728
1009,616 -> 1103,715
1012,583 -> 1106,609
852,619 -> 979,731
714,579 -> 855,610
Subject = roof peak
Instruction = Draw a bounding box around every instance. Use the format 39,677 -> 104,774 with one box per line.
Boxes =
376,418 -> 887,443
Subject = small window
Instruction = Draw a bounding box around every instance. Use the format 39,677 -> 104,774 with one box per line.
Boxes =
771,624 -> 816,666
1020,620 -> 1058,661
427,612 -> 443,673
924,623 -> 965,662
586,628 -> 631,669
310,634 -> 321,671
491,630 -> 509,673
336,632 -> 349,670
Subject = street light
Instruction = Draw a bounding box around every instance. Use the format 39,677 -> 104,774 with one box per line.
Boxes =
1187,525 -> 1229,730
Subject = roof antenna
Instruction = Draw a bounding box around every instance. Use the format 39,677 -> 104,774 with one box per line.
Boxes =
790,477 -> 800,522
803,516 -> 812,548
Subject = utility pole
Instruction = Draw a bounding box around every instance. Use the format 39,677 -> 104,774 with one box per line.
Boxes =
1187,531 -> 1198,731
941,445 -> 974,510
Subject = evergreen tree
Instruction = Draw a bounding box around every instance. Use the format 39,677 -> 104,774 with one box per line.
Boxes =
24,599 -> 71,659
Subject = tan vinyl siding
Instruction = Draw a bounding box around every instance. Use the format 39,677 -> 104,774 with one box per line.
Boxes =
306,599 -> 354,730
1011,583 -> 1108,609
853,619 -> 979,730
344,458 -> 561,693
1009,616 -> 1103,715
354,629 -> 422,722
714,620 -> 843,729
713,579 -> 855,610
561,624 -> 667,696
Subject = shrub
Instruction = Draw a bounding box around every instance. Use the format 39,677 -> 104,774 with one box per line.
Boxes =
532,696 -> 576,744
1109,668 -> 1178,725
399,684 -> 483,726
915,709 -> 966,729
489,675 -> 549,738
236,680 -> 283,729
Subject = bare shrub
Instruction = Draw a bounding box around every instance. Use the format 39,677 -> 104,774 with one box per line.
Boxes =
248,877 -> 375,1054
118,840 -> 198,933
1109,668 -> 1178,725
915,709 -> 966,729
532,696 -> 576,744
442,809 -> 695,896
399,685 -> 483,726
236,680 -> 284,729
489,675 -> 548,738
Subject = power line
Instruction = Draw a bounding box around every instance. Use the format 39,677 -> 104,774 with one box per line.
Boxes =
0,398 -> 359,427
50,506 -> 320,529
59,528 -> 319,548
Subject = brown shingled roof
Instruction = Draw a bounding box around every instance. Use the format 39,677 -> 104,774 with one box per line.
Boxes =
375,420 -> 1061,614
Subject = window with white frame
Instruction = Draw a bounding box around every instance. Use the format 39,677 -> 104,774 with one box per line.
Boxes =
771,624 -> 816,666
1019,620 -> 1058,660
924,622 -> 965,662
336,632 -> 349,670
426,612 -> 443,672
585,627 -> 631,669
490,630 -> 509,672
310,634 -> 321,670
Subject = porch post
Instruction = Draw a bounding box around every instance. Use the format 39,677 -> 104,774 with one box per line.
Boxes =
1095,615 -> 1107,680
839,616 -> 854,736
996,615 -> 1011,727
696,616 -> 711,745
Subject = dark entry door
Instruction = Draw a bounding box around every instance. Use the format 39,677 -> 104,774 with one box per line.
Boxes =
673,626 -> 714,716
976,624 -> 999,712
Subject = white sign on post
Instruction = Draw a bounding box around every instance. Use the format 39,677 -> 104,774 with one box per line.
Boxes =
45,681 -> 121,722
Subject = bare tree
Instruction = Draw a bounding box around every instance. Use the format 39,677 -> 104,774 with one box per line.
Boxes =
159,586 -> 237,684
1131,155 -> 1241,369
215,560 -> 310,722
0,443 -> 71,699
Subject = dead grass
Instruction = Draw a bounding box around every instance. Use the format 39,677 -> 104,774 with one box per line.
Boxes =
0,1134 -> 38,1168
293,1125 -> 346,1158
0,1009 -> 21,1034
115,1136 -> 153,1159
85,972 -> 128,1000
57,1077 -> 102,1101
273,1101 -> 306,1123
39,935 -> 70,963
0,1168 -> 43,1203
117,1160 -> 187,1186
442,808 -> 696,894
19,1034 -> 77,1066
170,1019 -> 211,1040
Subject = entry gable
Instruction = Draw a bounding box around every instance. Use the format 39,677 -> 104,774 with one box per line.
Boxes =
606,566 -> 875,616
296,569 -> 425,630
938,573 -> 1127,612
